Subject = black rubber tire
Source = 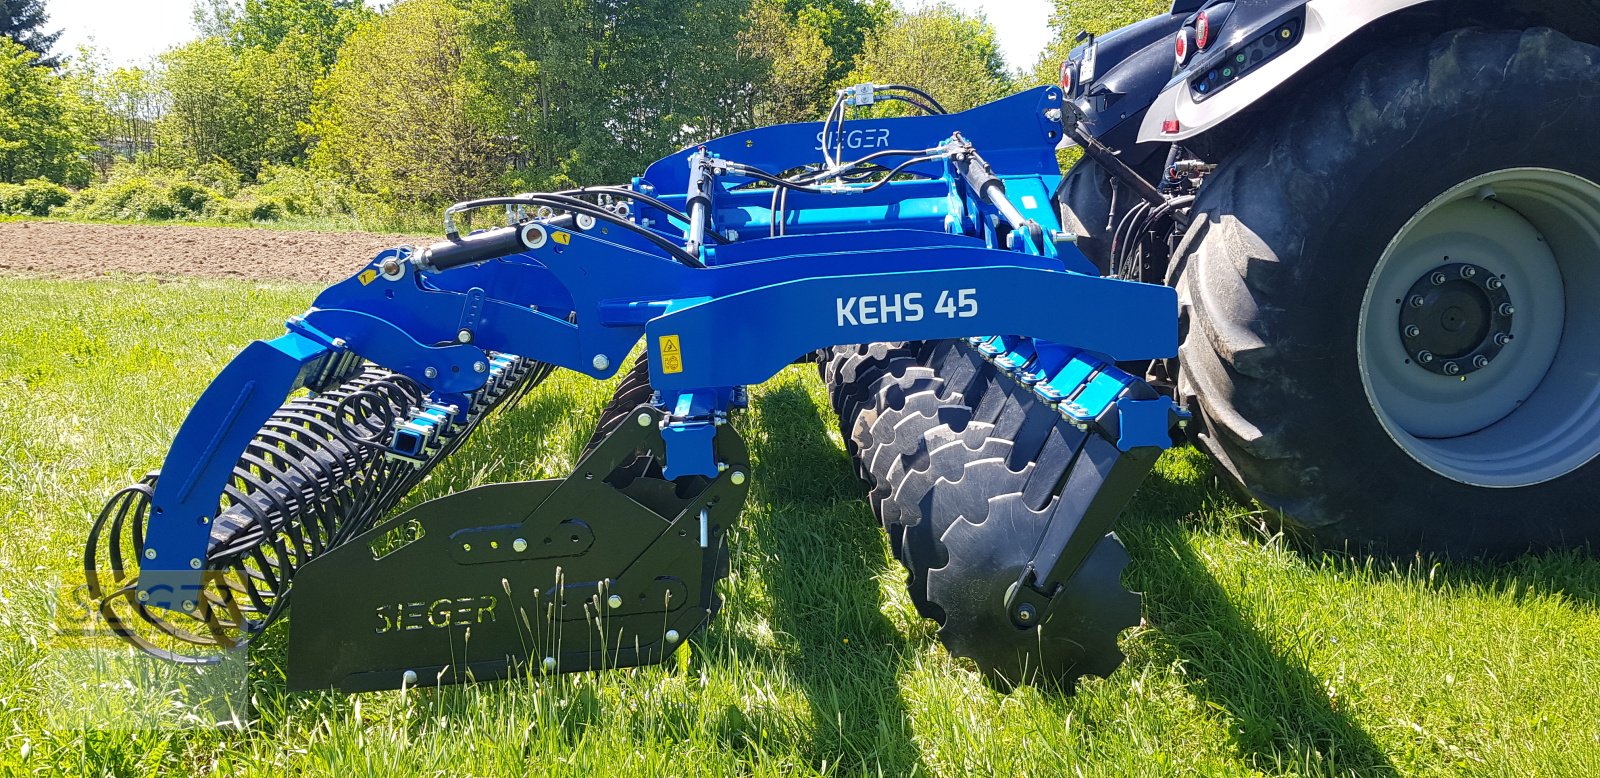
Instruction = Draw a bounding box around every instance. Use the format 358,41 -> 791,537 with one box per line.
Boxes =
1175,28 -> 1600,554
1056,157 -> 1118,275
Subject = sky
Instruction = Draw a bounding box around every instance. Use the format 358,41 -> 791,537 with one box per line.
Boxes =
48,0 -> 1057,72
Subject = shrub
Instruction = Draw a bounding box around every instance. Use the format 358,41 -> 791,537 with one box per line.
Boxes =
249,198 -> 285,221
166,181 -> 218,215
0,179 -> 72,216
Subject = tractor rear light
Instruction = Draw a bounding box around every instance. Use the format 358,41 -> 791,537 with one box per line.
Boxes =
1163,120 -> 1181,135
1175,29 -> 1194,65
1059,61 -> 1074,93
1195,12 -> 1212,50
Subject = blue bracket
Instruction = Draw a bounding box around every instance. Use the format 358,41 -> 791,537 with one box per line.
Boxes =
140,331 -> 336,609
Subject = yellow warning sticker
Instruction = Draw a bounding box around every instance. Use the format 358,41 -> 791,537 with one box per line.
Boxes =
553,231 -> 572,246
659,334 -> 684,374
358,268 -> 379,285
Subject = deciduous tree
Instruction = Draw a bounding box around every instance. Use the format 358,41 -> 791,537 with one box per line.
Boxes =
0,37 -> 90,183
847,2 -> 1011,116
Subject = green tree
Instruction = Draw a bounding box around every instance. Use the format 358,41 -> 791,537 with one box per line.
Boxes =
0,36 -> 90,183
197,0 -> 372,67
846,2 -> 1011,115
738,0 -> 833,126
1027,0 -> 1167,87
782,0 -> 887,89
309,0 -> 502,204
462,0 -> 767,188
0,0 -> 59,66
62,47 -> 164,173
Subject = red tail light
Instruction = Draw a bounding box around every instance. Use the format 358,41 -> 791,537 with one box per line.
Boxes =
1059,61 -> 1074,93
1195,11 -> 1213,50
1175,29 -> 1194,65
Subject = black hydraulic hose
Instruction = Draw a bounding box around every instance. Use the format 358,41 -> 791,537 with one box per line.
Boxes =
875,94 -> 941,116
430,196 -> 702,269
569,186 -> 707,231
790,147 -> 946,185
535,191 -> 727,245
876,84 -> 949,114
731,156 -> 942,196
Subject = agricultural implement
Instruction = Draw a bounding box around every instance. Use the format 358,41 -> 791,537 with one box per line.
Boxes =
87,84 -> 1185,691
86,0 -> 1600,693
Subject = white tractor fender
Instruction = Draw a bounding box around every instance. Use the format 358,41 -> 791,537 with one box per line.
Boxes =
1137,0 -> 1436,144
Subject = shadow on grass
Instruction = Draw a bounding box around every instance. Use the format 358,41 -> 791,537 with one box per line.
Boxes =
734,382 -> 927,775
1120,459 -> 1400,775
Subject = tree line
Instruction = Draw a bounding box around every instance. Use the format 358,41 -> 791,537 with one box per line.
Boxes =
0,0 -> 1164,225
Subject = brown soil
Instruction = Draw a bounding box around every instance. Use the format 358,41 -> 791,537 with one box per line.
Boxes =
0,221 -> 434,283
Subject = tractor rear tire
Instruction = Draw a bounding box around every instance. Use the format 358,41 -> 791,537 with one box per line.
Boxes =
1175,28 -> 1600,554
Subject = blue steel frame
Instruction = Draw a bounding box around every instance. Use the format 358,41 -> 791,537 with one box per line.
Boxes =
135,86 -> 1181,609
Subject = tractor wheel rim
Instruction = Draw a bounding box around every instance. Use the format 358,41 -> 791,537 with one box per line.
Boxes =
1359,168 -> 1600,488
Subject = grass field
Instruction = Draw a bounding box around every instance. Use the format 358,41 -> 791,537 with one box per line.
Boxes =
2,276 -> 1599,776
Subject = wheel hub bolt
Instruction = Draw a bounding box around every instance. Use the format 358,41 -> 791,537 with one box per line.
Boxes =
1417,351 -> 1435,364
1460,265 -> 1477,278
1404,325 -> 1422,338
1494,332 -> 1513,346
1499,303 -> 1516,316
1486,277 -> 1503,290
1431,272 -> 1448,286
1473,355 -> 1491,369
1444,361 -> 1461,376
1409,295 -> 1427,308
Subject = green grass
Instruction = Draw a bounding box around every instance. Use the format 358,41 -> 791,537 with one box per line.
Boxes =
2,276 -> 1599,776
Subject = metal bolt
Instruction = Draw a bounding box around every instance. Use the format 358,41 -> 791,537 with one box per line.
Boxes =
380,258 -> 403,278
1404,325 -> 1422,338
1494,332 -> 1513,346
1417,351 -> 1435,364
542,656 -> 557,672
636,413 -> 652,427
1461,265 -> 1477,278
473,361 -> 487,374
576,213 -> 596,231
1017,603 -> 1036,623
136,591 -> 150,603
402,670 -> 418,686
424,366 -> 438,379
513,538 -> 528,553
1045,108 -> 1063,122
1486,277 -> 1503,290
592,354 -> 610,371
457,328 -> 473,343
144,548 -> 157,560
331,337 -> 348,349
607,594 -> 623,609
189,558 -> 203,570
665,629 -> 681,644
1444,362 -> 1461,375
1500,303 -> 1516,316
1409,295 -> 1427,308
724,229 -> 739,241
1431,272 -> 1448,286
717,462 -> 729,473
1473,355 -> 1491,369
181,600 -> 196,612
730,471 -> 746,485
